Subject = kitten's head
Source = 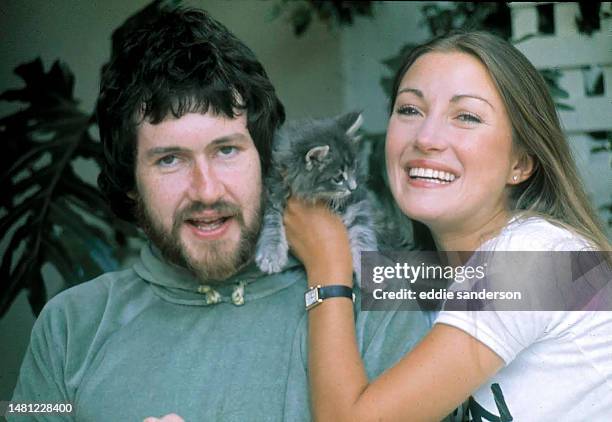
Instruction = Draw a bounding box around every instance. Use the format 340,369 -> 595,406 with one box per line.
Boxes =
276,111 -> 363,205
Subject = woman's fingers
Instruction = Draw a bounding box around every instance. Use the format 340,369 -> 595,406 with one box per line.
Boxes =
284,197 -> 353,281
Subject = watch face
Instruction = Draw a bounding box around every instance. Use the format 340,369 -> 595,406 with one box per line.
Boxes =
305,287 -> 320,309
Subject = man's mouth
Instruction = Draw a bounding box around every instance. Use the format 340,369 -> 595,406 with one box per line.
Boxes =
186,216 -> 232,232
407,167 -> 458,185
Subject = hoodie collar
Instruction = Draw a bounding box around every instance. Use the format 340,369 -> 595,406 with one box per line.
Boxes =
133,243 -> 303,306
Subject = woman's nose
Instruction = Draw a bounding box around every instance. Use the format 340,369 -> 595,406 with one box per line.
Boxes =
414,115 -> 448,153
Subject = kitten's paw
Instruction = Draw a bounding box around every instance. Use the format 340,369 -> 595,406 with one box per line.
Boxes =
255,244 -> 289,274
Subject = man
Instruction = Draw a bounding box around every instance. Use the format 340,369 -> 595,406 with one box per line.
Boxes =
11,7 -> 431,421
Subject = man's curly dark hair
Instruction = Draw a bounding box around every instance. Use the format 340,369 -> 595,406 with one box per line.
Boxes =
97,7 -> 285,223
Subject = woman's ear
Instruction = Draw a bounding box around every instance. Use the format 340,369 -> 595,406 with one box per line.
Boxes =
127,191 -> 138,200
508,151 -> 535,184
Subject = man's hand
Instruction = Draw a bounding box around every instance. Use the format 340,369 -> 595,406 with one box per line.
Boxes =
283,198 -> 353,286
143,414 -> 185,422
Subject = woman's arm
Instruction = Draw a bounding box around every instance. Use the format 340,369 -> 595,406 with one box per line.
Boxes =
284,199 -> 504,422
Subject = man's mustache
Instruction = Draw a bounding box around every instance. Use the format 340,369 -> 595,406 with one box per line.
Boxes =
177,201 -> 243,221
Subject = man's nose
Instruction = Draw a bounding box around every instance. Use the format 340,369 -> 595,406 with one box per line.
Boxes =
414,115 -> 448,153
188,159 -> 225,203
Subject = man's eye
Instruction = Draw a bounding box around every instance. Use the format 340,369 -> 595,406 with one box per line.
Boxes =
157,155 -> 179,167
457,113 -> 482,124
218,146 -> 238,157
396,105 -> 420,116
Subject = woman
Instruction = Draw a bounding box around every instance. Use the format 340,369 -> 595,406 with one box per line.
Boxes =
284,32 -> 611,421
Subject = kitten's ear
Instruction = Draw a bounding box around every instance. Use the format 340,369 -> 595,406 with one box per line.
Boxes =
337,111 -> 363,138
305,145 -> 329,171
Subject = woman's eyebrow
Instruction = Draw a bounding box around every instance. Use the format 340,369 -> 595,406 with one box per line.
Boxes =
397,87 -> 423,98
450,94 -> 495,110
397,88 -> 495,111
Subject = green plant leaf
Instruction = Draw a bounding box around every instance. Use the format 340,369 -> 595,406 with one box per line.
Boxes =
291,5 -> 313,36
42,237 -> 81,287
269,0 -> 380,37
0,59 -> 140,318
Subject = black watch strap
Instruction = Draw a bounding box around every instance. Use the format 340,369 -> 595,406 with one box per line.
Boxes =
318,285 -> 354,301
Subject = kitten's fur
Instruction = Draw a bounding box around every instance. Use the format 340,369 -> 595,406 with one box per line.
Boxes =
255,111 -> 377,285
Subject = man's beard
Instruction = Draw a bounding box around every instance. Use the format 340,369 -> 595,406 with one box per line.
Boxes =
135,197 -> 262,284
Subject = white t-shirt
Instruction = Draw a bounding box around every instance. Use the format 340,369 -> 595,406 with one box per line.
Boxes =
435,216 -> 612,421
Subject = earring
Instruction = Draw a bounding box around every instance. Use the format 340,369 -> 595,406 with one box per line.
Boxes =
512,175 -> 519,181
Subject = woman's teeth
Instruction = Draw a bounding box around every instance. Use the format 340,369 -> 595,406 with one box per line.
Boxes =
408,167 -> 456,183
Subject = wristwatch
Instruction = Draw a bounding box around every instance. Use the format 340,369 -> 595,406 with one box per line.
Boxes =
304,285 -> 355,310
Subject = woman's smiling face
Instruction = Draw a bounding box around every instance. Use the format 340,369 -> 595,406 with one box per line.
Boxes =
386,51 -> 517,236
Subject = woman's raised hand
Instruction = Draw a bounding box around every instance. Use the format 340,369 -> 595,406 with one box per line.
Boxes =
283,197 -> 353,286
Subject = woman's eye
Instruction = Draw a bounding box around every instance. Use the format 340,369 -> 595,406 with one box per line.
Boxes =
396,105 -> 421,116
457,113 -> 482,124
218,146 -> 238,157
157,155 -> 179,167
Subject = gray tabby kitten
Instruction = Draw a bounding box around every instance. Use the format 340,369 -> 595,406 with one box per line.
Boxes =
255,111 -> 377,285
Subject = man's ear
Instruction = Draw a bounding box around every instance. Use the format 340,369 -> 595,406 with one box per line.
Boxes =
508,151 -> 535,184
